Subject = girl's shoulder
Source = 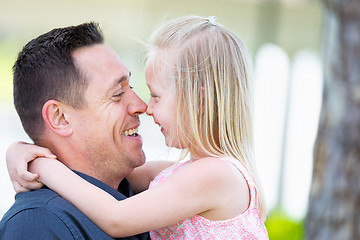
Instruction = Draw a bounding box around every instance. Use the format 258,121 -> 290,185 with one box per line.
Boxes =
156,157 -> 241,182
186,157 -> 251,220
184,157 -> 250,198
153,156 -> 249,196
188,156 -> 249,181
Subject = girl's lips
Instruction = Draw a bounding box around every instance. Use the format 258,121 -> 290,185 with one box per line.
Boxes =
155,122 -> 163,132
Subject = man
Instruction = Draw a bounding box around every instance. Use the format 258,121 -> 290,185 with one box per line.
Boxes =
0,22 -> 149,239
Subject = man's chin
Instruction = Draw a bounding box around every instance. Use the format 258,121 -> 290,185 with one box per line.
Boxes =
133,150 -> 146,167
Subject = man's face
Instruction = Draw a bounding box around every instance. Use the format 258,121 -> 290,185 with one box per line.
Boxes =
70,44 -> 147,186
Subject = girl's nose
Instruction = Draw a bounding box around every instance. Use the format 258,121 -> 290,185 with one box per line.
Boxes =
146,104 -> 153,116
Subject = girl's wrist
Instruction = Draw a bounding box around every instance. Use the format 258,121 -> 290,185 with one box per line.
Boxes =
30,157 -> 56,183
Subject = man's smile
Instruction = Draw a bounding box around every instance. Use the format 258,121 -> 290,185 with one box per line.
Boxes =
122,127 -> 139,137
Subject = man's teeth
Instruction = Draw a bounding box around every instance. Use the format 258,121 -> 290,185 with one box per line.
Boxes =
124,128 -> 138,136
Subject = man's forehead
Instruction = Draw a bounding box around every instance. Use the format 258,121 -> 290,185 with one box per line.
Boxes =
73,44 -> 130,92
72,44 -> 122,65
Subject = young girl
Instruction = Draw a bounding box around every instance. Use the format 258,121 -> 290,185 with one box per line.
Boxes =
7,15 -> 268,239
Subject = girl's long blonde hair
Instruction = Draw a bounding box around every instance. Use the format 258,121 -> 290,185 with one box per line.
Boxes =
147,15 -> 266,218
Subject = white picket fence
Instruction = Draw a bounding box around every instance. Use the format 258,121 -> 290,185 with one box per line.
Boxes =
254,43 -> 322,218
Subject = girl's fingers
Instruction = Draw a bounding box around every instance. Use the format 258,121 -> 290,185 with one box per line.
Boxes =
18,178 -> 44,190
17,166 -> 39,182
28,146 -> 57,162
12,181 -> 31,193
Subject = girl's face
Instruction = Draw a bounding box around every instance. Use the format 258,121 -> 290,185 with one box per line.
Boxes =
145,58 -> 183,149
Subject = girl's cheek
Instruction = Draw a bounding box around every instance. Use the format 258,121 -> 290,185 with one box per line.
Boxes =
151,108 -> 157,118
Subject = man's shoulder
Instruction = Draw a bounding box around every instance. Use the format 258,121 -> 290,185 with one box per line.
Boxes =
0,188 -> 77,239
0,188 -> 148,240
1,188 -> 70,221
0,188 -> 81,225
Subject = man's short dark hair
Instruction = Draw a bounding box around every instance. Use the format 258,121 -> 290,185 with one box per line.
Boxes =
13,22 -> 104,143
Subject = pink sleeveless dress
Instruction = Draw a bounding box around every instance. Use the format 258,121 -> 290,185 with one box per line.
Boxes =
149,158 -> 269,240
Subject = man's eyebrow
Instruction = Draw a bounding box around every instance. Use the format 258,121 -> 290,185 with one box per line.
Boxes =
108,72 -> 131,93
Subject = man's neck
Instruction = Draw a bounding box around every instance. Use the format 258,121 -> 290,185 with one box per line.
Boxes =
41,135 -> 128,190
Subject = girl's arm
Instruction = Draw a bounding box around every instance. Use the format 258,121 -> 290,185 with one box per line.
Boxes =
6,141 -> 170,194
126,161 -> 174,194
6,141 -> 57,192
31,157 -> 230,238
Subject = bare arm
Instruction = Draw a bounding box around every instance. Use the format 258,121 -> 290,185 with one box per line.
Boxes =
126,161 -> 174,194
6,141 -> 57,192
31,157 -> 231,238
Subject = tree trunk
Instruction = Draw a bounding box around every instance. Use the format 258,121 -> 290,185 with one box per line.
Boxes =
306,0 -> 360,239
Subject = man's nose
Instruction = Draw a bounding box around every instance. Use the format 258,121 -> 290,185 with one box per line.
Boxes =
128,91 -> 147,116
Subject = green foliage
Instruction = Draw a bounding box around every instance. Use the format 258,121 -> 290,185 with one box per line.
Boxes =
265,209 -> 304,240
0,42 -> 17,103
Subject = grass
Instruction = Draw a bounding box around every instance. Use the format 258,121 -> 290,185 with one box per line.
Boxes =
266,208 -> 304,240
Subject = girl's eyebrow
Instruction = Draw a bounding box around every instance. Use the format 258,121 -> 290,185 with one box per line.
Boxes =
146,83 -> 152,91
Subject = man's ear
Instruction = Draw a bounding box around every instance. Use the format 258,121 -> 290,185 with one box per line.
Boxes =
42,100 -> 73,137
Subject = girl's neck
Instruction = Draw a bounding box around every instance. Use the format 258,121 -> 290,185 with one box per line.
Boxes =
189,152 -> 217,162
189,154 -> 199,162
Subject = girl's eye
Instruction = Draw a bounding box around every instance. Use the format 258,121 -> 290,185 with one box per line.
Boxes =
150,93 -> 158,98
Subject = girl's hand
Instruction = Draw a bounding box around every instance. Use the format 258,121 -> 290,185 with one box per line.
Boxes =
6,141 -> 57,193
29,157 -> 63,185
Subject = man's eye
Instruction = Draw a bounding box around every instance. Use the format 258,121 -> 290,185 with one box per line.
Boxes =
114,92 -> 124,98
130,85 -> 134,90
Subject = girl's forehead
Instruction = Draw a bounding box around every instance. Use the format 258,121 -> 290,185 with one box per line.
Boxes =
146,47 -> 178,66
146,53 -> 173,80
145,48 -> 180,91
145,59 -> 167,89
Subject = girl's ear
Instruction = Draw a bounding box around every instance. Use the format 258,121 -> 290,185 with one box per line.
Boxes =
42,100 -> 73,137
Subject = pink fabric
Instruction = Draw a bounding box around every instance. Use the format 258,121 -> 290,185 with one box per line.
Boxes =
149,158 -> 269,240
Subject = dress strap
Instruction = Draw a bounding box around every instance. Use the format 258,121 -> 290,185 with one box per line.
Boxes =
221,157 -> 257,210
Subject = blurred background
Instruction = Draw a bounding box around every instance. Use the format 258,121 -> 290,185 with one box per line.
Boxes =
0,0 -> 323,238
